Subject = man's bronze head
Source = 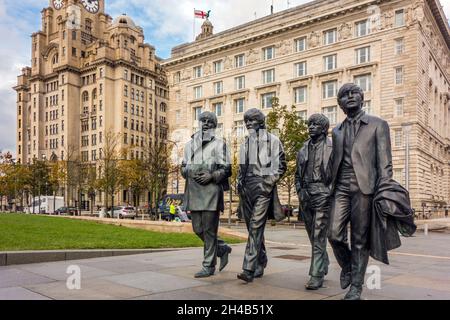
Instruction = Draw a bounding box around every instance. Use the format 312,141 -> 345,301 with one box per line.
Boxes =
337,83 -> 364,116
244,108 -> 266,132
199,111 -> 218,132
308,114 -> 330,139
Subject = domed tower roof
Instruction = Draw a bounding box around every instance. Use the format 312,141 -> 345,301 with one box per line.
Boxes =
196,19 -> 214,41
112,14 -> 137,29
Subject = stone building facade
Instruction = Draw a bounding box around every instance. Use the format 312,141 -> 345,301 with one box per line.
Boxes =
163,0 -> 450,214
14,0 -> 168,207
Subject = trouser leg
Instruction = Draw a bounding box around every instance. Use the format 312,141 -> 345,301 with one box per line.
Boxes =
349,191 -> 372,287
328,189 -> 352,272
311,209 -> 330,277
191,211 -> 220,269
242,194 -> 271,272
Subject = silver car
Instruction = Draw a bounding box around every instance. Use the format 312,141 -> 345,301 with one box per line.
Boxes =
107,206 -> 136,219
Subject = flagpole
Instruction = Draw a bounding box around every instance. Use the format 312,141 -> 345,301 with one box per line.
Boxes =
193,8 -> 195,41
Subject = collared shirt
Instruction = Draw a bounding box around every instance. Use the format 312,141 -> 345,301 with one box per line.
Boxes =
339,110 -> 365,180
304,136 -> 326,184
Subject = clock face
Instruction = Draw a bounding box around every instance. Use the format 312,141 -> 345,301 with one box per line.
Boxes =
81,0 -> 99,14
53,0 -> 64,10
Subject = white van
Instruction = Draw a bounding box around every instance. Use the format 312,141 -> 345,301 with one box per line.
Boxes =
26,196 -> 64,214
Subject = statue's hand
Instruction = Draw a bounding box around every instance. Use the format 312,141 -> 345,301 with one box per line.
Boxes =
194,172 -> 213,185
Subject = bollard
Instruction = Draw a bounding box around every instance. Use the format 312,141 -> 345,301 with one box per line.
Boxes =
424,223 -> 428,236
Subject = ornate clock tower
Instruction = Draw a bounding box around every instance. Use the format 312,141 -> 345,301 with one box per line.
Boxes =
15,0 -> 168,209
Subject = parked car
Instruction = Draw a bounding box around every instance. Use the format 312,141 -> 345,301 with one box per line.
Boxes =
106,206 -> 136,219
54,206 -> 78,215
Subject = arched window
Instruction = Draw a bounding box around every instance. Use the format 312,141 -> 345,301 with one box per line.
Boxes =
52,53 -> 59,64
92,88 -> 97,101
82,91 -> 89,102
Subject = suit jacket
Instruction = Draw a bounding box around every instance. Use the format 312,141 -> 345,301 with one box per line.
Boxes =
237,131 -> 287,221
181,132 -> 231,212
371,178 -> 417,264
329,113 -> 393,195
295,137 -> 333,196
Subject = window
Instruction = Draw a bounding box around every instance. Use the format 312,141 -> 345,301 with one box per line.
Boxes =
193,66 -> 203,78
323,28 -> 337,45
194,106 -> 202,121
213,102 -> 223,117
395,98 -> 404,116
261,92 -> 276,109
262,69 -> 275,84
174,71 -> 181,83
213,60 -> 223,74
263,46 -> 275,61
356,47 -> 371,64
124,85 -> 128,97
322,106 -> 337,125
395,38 -> 405,55
363,101 -> 372,114
322,80 -> 337,99
235,76 -> 245,90
124,117 -> 128,128
72,30 -> 77,40
294,86 -> 307,104
295,37 -> 307,52
213,81 -> 223,95
395,9 -> 405,27
395,66 -> 404,85
235,54 -> 245,68
235,98 -> 245,114
394,129 -> 403,147
72,47 -> 77,57
294,61 -> 307,77
393,168 -> 405,186
297,110 -> 308,121
92,134 -> 97,146
193,86 -> 203,99
81,135 -> 89,147
354,74 -> 372,92
355,19 -> 370,37
234,120 -> 244,137
324,54 -> 337,71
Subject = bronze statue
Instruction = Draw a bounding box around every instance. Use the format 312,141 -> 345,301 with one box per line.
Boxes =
327,83 -> 415,300
237,108 -> 287,283
181,111 -> 232,278
295,114 -> 332,290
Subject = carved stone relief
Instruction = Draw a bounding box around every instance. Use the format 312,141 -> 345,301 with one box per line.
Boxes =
338,22 -> 352,40
308,31 -> 320,48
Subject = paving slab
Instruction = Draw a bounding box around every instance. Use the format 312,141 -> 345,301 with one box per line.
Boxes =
18,262 -> 117,281
25,278 -> 149,300
0,268 -> 55,288
0,286 -> 51,300
130,288 -> 233,300
101,270 -> 209,294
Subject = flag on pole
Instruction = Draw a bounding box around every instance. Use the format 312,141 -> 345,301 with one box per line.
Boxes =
194,9 -> 210,19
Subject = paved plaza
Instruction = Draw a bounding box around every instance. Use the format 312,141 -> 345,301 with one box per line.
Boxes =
0,225 -> 449,300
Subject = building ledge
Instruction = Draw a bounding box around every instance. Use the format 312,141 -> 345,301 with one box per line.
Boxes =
188,98 -> 206,104
228,89 -> 250,96
315,68 -> 344,78
286,75 -> 313,85
346,61 -> 379,72
207,93 -> 226,100
254,82 -> 281,90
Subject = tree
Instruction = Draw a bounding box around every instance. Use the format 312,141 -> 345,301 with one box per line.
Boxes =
266,97 -> 309,220
118,157 -> 146,208
97,131 -> 121,215
48,160 -> 66,213
28,158 -> 51,214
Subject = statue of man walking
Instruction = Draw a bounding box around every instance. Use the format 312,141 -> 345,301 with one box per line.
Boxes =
181,111 -> 233,278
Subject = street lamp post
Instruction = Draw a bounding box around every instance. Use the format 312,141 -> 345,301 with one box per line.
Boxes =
402,123 -> 412,191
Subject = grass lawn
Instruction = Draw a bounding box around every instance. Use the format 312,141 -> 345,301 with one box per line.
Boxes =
0,213 -> 243,251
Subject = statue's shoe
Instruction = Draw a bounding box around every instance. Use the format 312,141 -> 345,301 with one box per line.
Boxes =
194,268 -> 215,278
237,270 -> 254,283
343,285 -> 362,300
340,269 -> 352,289
305,276 -> 324,290
219,246 -> 232,272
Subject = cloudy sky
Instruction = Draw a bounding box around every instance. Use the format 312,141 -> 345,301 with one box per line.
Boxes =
0,0 -> 449,155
